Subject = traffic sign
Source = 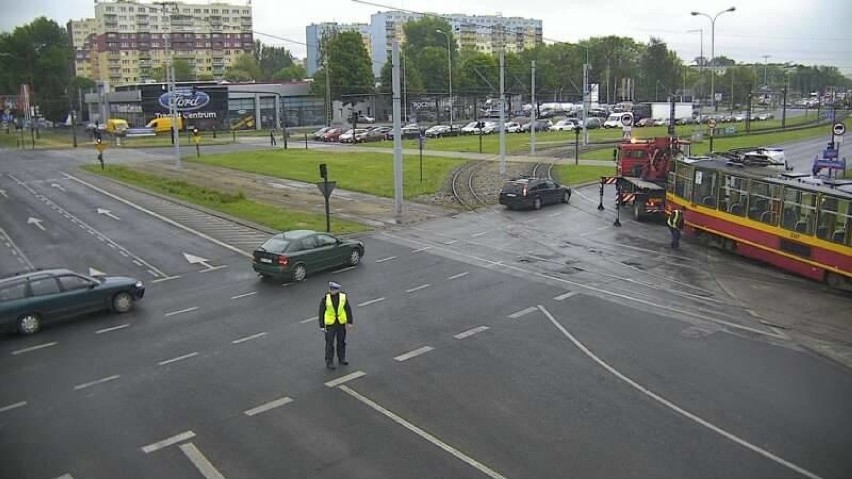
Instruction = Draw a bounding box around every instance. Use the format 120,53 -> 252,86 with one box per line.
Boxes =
620,113 -> 634,127
833,122 -> 846,136
316,180 -> 336,199
708,119 -> 717,128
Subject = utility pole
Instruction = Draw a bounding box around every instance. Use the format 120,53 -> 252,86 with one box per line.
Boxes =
530,60 -> 536,156
498,43 -> 506,176
762,54 -> 771,87
782,76 -> 788,128
582,56 -> 589,146
391,40 -> 403,222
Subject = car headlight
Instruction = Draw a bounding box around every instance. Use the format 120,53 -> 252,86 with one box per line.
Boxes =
135,281 -> 144,288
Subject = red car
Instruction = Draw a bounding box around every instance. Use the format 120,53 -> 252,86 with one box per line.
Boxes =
322,128 -> 343,142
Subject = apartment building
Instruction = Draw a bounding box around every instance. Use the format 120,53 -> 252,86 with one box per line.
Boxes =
70,0 -> 253,85
305,22 -> 372,77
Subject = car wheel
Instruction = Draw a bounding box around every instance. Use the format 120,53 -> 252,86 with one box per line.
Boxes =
562,191 -> 571,203
533,197 -> 542,210
348,249 -> 361,266
292,264 -> 307,282
17,313 -> 41,335
826,272 -> 846,290
112,292 -> 134,313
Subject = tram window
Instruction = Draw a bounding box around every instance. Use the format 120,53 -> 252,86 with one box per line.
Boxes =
781,188 -> 817,235
718,174 -> 748,216
692,169 -> 718,208
817,196 -> 851,245
674,163 -> 693,200
748,180 -> 781,226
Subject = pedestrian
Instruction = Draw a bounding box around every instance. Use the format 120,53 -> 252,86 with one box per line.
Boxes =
318,281 -> 353,370
667,208 -> 684,249
270,128 -> 277,146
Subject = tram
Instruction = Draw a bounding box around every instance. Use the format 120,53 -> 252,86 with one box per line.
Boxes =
665,156 -> 852,288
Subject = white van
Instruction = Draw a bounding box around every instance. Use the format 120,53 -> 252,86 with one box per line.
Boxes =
603,113 -> 623,129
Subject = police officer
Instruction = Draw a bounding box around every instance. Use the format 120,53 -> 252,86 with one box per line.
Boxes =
668,208 -> 684,248
318,281 -> 353,370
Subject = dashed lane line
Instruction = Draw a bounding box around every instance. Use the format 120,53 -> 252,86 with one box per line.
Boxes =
11,342 -> 58,356
142,430 -> 196,454
158,352 -> 199,366
244,396 -> 293,416
52,474 -> 73,479
508,306 -> 537,319
338,384 -> 507,479
447,271 -> 469,280
537,305 -> 823,479
332,266 -> 357,274
454,326 -> 490,340
0,401 -> 27,414
394,346 -> 434,362
179,443 -> 227,479
374,256 -> 397,263
405,283 -> 431,293
0,225 -> 34,270
411,246 -> 432,253
230,291 -> 257,300
300,316 -> 318,324
73,374 -> 121,391
232,332 -> 267,344
165,307 -> 199,317
358,297 -> 385,307
96,324 -> 130,334
554,291 -> 578,301
324,370 -> 367,388
471,231 -> 489,237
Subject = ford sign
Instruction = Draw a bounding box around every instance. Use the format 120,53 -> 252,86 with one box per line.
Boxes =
158,89 -> 211,111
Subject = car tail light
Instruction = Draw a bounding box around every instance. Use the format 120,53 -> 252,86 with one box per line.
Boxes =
277,255 -> 289,266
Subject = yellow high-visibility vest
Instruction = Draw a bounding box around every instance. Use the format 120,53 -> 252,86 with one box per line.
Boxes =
668,210 -> 683,229
324,293 -> 348,325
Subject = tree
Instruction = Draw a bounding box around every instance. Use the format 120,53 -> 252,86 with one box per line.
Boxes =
272,64 -> 306,82
254,40 -> 295,80
456,52 -> 498,96
225,53 -> 262,81
401,18 -> 456,95
377,49 -> 424,95
638,37 -> 680,101
173,58 -> 195,81
197,73 -> 215,81
309,31 -> 374,104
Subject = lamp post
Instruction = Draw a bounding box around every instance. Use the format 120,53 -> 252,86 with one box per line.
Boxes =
435,29 -> 453,129
762,54 -> 771,87
691,6 -> 736,112
686,29 -> 703,105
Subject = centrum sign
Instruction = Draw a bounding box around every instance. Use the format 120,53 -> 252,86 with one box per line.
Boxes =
158,89 -> 211,111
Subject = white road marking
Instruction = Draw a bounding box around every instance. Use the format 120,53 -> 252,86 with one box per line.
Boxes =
537,305 -> 824,479
132,260 -> 143,266
405,283 -> 431,293
554,291 -> 578,301
64,174 -> 252,258
96,324 -> 130,334
548,211 -> 562,217
230,291 -> 257,300
142,430 -> 196,454
324,370 -> 367,388
244,396 -> 293,416
199,265 -> 228,273
0,226 -> 34,270
454,326 -> 490,340
358,297 -> 385,307
374,256 -> 397,263
471,231 -> 489,237
146,269 -> 158,277
332,266 -> 357,274
158,352 -> 199,366
52,474 -> 73,479
300,316 -> 318,324
338,384 -> 507,479
232,332 -> 267,344
0,401 -> 27,413
179,443 -> 227,479
444,239 -> 458,245
11,342 -> 58,355
165,307 -> 198,317
394,346 -> 434,362
411,246 -> 432,252
151,275 -> 181,283
448,271 -> 469,280
74,374 -> 121,391
508,306 -> 537,319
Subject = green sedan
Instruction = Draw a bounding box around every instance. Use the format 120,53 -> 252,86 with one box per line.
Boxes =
252,230 -> 365,282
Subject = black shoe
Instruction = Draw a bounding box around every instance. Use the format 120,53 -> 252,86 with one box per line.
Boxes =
339,360 -> 349,366
326,363 -> 336,370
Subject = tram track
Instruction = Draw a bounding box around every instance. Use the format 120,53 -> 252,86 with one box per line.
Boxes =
450,161 -> 490,211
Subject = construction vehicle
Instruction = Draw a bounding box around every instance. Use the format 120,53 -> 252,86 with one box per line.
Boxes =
613,137 -> 689,221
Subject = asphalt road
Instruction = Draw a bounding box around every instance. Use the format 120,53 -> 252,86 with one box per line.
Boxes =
1,145 -> 852,479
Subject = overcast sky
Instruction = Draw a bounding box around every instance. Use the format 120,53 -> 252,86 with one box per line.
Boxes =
1,0 -> 850,74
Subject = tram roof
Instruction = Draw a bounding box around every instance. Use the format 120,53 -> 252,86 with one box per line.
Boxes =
679,156 -> 852,199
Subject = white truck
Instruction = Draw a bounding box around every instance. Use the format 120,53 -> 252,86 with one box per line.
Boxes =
650,102 -> 693,123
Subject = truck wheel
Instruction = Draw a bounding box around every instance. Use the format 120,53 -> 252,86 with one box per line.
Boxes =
633,202 -> 644,221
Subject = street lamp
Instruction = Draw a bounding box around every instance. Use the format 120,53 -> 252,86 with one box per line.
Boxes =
691,6 -> 736,112
435,29 -> 453,129
686,29 -> 703,103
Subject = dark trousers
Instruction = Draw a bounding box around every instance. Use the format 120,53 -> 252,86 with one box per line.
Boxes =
669,226 -> 681,248
325,325 -> 346,364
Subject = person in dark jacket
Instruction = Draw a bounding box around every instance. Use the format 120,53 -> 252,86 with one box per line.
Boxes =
318,281 -> 353,370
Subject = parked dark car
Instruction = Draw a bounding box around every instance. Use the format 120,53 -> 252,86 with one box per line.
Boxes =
498,177 -> 571,210
520,120 -> 553,133
386,126 -> 422,140
312,126 -> 332,140
356,127 -> 389,143
252,230 -> 365,282
583,118 -> 603,129
0,269 -> 145,335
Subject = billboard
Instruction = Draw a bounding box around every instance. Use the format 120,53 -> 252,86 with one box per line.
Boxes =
140,84 -> 227,130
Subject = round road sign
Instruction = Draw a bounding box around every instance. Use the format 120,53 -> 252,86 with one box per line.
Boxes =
708,119 -> 717,128
620,113 -> 634,126
833,122 -> 846,136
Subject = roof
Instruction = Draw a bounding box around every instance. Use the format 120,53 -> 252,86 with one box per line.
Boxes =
0,268 -> 75,284
280,230 -> 317,239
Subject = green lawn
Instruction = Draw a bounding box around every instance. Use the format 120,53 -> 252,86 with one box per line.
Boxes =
552,165 -> 617,185
80,164 -> 369,234
191,149 -> 465,199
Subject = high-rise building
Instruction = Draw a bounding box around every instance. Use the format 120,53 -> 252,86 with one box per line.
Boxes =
71,0 -> 253,85
305,22 -> 372,77
307,11 -> 543,78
